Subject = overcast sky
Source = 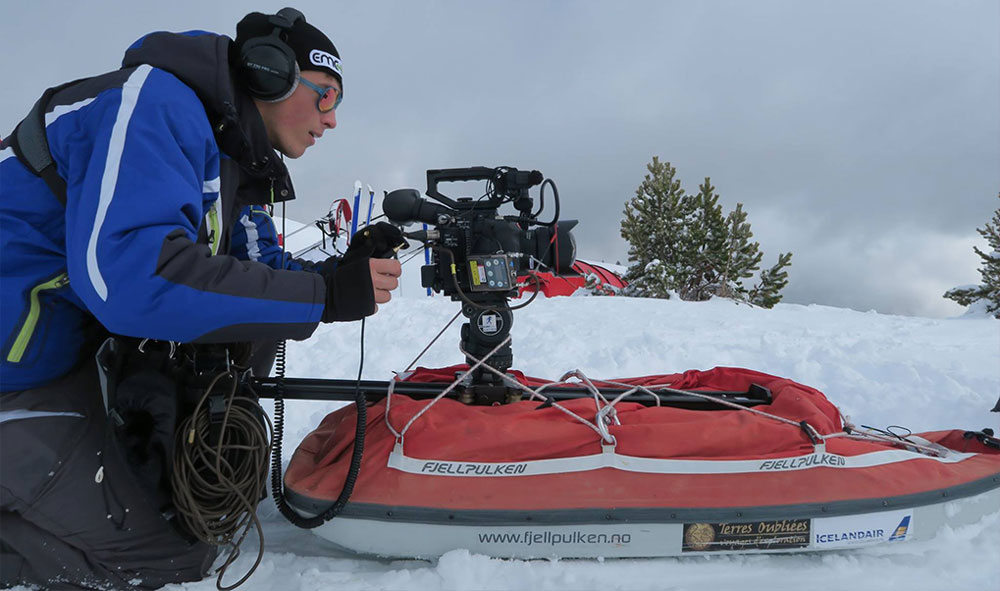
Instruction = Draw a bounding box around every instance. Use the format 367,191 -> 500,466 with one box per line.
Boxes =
3,1 -> 997,317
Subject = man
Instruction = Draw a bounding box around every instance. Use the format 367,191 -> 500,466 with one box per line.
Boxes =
0,8 -> 401,589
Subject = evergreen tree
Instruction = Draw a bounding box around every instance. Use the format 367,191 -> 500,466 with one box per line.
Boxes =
750,252 -> 793,308
680,178 -> 729,301
620,157 -> 792,305
620,157 -> 696,298
944,194 -> 1000,318
718,203 -> 763,300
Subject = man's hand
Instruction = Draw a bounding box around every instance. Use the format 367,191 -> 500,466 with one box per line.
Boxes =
318,254 -> 403,322
370,257 -> 401,312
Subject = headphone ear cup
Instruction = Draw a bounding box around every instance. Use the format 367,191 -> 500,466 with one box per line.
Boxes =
240,37 -> 298,101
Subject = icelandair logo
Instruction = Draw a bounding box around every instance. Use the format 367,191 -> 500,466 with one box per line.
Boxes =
888,515 -> 910,542
815,527 -> 885,544
813,511 -> 912,548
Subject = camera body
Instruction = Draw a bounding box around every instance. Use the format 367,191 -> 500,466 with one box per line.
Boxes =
384,167 -> 578,396
418,211 -> 521,298
384,166 -> 578,300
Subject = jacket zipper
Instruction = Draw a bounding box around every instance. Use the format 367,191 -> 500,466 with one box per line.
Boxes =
207,203 -> 221,256
7,272 -> 70,363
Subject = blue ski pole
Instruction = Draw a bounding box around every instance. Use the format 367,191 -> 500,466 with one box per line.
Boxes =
350,180 -> 362,239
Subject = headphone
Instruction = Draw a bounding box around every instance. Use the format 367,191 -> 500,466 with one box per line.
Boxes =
239,8 -> 305,102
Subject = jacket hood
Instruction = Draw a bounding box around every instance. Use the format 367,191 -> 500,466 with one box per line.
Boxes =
121,31 -> 294,203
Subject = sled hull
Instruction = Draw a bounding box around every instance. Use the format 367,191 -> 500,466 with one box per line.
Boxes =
294,484 -> 1000,559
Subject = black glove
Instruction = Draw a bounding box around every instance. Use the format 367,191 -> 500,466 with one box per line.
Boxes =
316,255 -> 375,323
316,223 -> 406,323
344,222 -> 408,261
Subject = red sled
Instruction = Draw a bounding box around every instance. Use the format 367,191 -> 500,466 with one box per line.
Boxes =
283,366 -> 1000,558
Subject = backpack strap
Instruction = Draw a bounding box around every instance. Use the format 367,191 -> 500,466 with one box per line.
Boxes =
4,80 -> 85,206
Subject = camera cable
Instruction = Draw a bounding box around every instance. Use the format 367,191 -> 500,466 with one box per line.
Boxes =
270,201 -> 370,531
172,361 -> 272,591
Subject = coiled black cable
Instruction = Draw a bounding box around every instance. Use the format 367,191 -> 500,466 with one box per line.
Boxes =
172,368 -> 272,591
268,185 -> 369,531
270,318 -> 368,529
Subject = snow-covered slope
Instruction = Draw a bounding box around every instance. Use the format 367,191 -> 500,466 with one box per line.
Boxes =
155,291 -> 1000,591
0,285 -> 944,590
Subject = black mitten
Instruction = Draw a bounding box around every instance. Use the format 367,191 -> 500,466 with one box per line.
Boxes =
317,255 -> 376,322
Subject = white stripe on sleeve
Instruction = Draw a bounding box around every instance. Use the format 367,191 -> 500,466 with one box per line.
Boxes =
45,97 -> 97,127
86,64 -> 153,302
240,214 -> 262,261
203,177 -> 220,194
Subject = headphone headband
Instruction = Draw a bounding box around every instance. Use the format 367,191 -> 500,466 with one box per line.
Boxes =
270,7 -> 304,30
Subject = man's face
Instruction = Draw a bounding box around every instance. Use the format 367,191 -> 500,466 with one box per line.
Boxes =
255,70 -> 340,159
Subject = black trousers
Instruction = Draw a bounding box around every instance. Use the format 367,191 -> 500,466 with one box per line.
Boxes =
0,359 -> 216,590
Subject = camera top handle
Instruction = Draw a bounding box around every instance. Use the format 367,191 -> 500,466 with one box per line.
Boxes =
426,166 -> 544,213
425,167 -> 496,209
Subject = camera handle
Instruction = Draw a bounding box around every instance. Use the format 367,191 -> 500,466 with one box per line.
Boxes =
426,167 -> 495,208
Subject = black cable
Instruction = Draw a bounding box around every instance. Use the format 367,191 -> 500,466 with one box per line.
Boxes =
267,176 -> 368,529
860,423 -> 915,442
270,320 -> 368,530
532,181 -> 546,219
509,272 -> 542,311
172,367 -> 272,591
269,340 -> 289,517
399,244 -> 428,267
534,179 -> 560,226
431,245 -> 541,312
452,191 -> 495,223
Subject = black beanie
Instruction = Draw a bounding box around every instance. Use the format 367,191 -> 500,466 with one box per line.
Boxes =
234,9 -> 343,89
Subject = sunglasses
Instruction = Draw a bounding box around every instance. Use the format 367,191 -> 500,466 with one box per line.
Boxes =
298,76 -> 342,112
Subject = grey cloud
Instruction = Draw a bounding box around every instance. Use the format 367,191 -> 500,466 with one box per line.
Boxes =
3,0 -> 996,317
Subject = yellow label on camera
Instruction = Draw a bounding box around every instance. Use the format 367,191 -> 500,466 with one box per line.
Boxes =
469,261 -> 485,286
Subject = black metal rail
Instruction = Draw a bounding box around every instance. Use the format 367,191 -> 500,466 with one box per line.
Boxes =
251,377 -> 772,410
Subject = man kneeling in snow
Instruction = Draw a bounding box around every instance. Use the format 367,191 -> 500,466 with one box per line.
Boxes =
0,8 -> 400,589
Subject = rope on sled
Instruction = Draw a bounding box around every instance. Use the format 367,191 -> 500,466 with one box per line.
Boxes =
825,424 -> 948,457
388,330 -> 949,459
387,336 -> 513,441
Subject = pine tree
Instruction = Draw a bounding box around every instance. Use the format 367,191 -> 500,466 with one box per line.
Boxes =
943,194 -> 1000,318
750,252 -> 793,308
680,178 -> 729,301
718,203 -> 763,300
620,157 -> 696,298
620,157 -> 792,306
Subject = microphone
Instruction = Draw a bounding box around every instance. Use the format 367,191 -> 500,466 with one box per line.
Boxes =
493,169 -> 543,196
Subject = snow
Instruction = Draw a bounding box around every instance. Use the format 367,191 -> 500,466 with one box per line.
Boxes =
150,286 -> 999,591
7,251 -> 995,590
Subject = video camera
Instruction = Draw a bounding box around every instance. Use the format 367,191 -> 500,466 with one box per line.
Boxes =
384,166 -> 578,401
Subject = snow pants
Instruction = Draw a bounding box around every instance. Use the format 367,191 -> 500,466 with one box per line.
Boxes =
0,357 -> 216,590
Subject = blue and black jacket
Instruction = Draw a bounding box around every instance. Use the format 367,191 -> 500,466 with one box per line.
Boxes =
0,31 -> 326,392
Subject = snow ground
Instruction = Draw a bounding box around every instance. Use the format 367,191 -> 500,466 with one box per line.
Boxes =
167,290 -> 999,591
9,288 -> 996,591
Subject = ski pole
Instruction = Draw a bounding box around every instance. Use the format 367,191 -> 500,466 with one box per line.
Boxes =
350,180 -> 362,240
365,184 -> 375,226
423,223 -> 432,296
